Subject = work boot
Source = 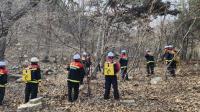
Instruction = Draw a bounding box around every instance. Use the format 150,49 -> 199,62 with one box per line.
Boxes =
114,96 -> 120,100
104,97 -> 110,100
147,74 -> 151,77
125,75 -> 129,81
172,74 -> 176,77
104,96 -> 110,100
151,71 -> 154,75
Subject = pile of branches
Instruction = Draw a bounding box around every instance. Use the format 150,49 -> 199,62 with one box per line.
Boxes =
102,0 -> 180,24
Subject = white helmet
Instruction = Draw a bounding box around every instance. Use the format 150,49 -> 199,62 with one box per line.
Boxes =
0,61 -> 6,66
73,54 -> 81,60
23,60 -> 29,64
146,49 -> 150,52
121,50 -> 126,53
164,45 -> 169,49
107,52 -> 114,57
168,45 -> 173,48
30,57 -> 39,62
82,52 -> 87,56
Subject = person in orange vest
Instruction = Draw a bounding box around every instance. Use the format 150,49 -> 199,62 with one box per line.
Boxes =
67,54 -> 85,102
145,50 -> 155,76
103,52 -> 120,100
0,61 -> 8,105
162,45 -> 176,77
24,57 -> 41,103
119,50 -> 129,80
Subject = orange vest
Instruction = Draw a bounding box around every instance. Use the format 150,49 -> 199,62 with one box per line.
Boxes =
0,68 -> 8,75
70,62 -> 83,69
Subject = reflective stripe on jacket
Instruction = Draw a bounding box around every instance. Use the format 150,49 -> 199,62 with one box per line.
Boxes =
120,66 -> 127,68
147,61 -> 155,64
26,64 -> 41,84
165,59 -> 173,62
67,79 -> 80,83
0,84 -> 7,87
26,79 -> 41,84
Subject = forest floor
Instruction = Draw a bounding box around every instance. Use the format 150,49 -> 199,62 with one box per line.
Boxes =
0,63 -> 200,112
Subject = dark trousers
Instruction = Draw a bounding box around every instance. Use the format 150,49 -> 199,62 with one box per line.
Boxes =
25,83 -> 38,103
80,78 -> 84,85
80,68 -> 89,85
121,68 -> 128,80
68,81 -> 79,102
97,64 -> 101,72
167,66 -> 176,76
167,61 -> 176,76
0,87 -> 5,105
146,63 -> 154,75
104,76 -> 119,100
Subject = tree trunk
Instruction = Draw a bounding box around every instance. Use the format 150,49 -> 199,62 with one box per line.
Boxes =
0,37 -> 6,60
0,0 -> 41,60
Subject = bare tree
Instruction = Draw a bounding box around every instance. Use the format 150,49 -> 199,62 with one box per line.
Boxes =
0,0 -> 41,60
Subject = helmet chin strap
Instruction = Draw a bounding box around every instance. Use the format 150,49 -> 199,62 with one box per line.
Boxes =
107,57 -> 114,62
